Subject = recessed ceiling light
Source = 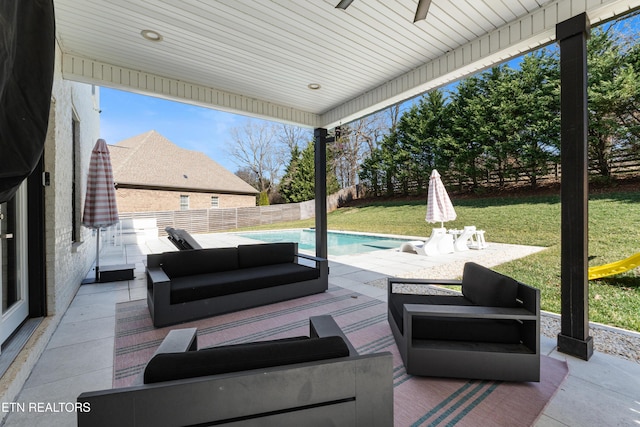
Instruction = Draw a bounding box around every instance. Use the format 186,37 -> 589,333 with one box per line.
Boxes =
141,29 -> 163,42
308,83 -> 321,90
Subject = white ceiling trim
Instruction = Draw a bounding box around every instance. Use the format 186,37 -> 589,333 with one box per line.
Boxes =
61,53 -> 322,128
320,0 -> 640,128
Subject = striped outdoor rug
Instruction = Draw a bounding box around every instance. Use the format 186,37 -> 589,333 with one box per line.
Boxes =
114,286 -> 568,426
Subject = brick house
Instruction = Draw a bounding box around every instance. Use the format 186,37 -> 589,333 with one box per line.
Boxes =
110,130 -> 258,212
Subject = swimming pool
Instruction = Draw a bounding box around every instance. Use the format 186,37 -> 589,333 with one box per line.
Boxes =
234,229 -> 406,256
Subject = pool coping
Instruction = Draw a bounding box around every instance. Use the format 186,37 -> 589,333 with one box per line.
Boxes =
227,228 -> 420,256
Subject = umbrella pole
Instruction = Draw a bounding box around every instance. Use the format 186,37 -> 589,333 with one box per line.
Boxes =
95,228 -> 100,282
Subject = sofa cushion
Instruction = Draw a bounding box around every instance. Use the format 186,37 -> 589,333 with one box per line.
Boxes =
461,262 -> 519,307
237,242 -> 295,268
170,263 -> 320,304
143,335 -> 350,384
160,247 -> 239,278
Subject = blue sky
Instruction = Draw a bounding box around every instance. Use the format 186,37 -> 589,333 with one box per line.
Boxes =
99,88 -> 250,172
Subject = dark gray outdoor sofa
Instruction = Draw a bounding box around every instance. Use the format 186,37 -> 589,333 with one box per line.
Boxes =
388,262 -> 540,382
77,315 -> 393,427
146,242 -> 329,327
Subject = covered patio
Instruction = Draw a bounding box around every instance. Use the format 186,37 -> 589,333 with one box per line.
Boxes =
52,0 -> 640,361
2,0 -> 640,424
3,233 -> 640,426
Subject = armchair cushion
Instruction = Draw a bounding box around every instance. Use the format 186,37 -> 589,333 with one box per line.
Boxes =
238,242 -> 295,268
143,335 -> 350,384
412,317 -> 522,344
461,262 -> 519,307
388,294 -> 521,343
160,247 -> 238,278
389,294 -> 472,335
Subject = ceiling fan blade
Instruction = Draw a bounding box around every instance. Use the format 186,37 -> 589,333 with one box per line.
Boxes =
413,0 -> 432,22
336,0 -> 355,9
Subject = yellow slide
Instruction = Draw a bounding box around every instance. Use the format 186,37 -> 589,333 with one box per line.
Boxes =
588,252 -> 640,280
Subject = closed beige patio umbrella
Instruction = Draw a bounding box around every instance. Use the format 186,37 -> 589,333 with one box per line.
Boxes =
425,169 -> 456,228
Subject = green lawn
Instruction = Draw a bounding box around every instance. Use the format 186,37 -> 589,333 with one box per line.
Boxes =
235,190 -> 640,332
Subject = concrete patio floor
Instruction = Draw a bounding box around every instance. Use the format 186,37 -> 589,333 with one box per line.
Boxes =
3,232 -> 639,426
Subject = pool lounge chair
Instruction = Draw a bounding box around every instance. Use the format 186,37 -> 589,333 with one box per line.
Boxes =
399,227 -> 454,256
165,227 -> 203,250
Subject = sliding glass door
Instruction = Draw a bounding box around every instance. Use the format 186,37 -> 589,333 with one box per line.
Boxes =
0,183 -> 29,349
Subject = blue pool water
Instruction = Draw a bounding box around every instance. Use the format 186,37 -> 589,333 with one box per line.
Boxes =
234,229 -> 405,256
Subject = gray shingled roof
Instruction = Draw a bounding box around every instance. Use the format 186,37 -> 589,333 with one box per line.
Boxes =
109,130 -> 258,195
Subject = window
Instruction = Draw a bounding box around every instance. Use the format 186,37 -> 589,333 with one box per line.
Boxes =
71,115 -> 81,242
180,195 -> 189,211
211,196 -> 219,208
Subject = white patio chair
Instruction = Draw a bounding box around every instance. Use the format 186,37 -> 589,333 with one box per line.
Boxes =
453,225 -> 477,251
469,229 -> 488,250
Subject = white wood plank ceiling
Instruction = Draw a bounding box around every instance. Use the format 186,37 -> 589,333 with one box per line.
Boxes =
54,0 -> 640,128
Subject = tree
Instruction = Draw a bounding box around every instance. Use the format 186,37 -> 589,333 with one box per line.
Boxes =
478,66 -> 525,187
361,16 -> 640,194
514,49 -> 560,187
358,106 -> 402,196
235,167 -> 260,190
257,191 -> 270,206
396,100 -> 431,192
228,121 -> 284,193
395,90 -> 453,193
278,124 -> 312,152
621,37 -> 640,156
359,149 -> 384,196
278,144 -> 302,202
332,112 -> 390,188
449,76 -> 487,190
279,142 -> 340,202
587,26 -> 639,177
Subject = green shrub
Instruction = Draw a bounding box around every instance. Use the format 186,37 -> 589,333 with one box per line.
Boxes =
257,191 -> 270,206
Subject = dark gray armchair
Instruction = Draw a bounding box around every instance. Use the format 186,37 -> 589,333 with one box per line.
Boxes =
388,262 -> 540,382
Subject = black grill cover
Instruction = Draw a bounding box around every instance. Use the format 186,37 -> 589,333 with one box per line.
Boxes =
0,0 -> 55,203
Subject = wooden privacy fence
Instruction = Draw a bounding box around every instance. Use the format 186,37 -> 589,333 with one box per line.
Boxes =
378,152 -> 640,196
118,204 -> 305,236
118,186 -> 360,236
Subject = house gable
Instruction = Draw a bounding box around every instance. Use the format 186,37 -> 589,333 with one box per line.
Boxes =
110,130 -> 258,196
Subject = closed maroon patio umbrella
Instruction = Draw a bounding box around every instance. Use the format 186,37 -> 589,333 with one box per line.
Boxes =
82,139 -> 119,282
